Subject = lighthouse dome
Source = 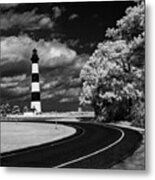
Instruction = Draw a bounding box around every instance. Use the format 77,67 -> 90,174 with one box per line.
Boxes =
31,48 -> 39,63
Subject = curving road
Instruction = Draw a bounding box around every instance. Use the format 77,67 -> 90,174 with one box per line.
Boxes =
0,121 -> 142,169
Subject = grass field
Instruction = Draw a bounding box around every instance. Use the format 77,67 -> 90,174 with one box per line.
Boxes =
1,122 -> 76,153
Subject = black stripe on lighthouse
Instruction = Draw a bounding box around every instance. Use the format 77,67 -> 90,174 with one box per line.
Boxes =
31,92 -> 40,101
32,73 -> 39,82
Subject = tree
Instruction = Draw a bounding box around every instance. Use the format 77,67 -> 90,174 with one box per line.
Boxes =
5,103 -> 11,114
80,1 -> 145,124
0,104 -> 6,117
106,0 -> 145,125
12,105 -> 20,115
23,106 -> 29,113
106,0 -> 145,71
80,40 -> 143,121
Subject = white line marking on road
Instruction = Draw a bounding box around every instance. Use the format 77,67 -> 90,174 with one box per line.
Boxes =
53,126 -> 125,168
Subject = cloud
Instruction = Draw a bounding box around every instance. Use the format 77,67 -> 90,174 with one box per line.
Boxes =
1,35 -> 77,68
68,14 -> 79,20
1,36 -> 32,65
66,39 -> 80,47
39,17 -> 54,28
65,87 -> 81,97
41,91 -> 54,100
9,86 -> 29,96
0,74 -> 30,101
59,98 -> 71,103
1,74 -> 26,83
52,6 -> 62,19
68,77 -> 81,88
1,74 -> 27,88
0,9 -> 54,30
1,82 -> 18,88
42,80 -> 60,90
1,74 -> 28,89
1,86 -> 29,101
38,40 -> 77,67
59,87 -> 81,103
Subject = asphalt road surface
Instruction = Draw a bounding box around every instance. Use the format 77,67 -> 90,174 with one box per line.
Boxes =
0,121 -> 142,169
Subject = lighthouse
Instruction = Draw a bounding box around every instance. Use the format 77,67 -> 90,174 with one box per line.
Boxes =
30,48 -> 41,113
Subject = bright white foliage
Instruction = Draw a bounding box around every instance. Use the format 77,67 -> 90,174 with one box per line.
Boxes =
80,0 -> 144,124
80,39 -> 143,106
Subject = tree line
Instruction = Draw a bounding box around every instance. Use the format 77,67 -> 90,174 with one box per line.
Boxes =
0,104 -> 29,117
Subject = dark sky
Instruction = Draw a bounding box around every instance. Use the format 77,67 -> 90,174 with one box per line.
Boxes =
0,1 -> 136,112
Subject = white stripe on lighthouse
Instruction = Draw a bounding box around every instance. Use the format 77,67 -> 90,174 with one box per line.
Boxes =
32,63 -> 39,73
31,101 -> 41,113
31,82 -> 40,92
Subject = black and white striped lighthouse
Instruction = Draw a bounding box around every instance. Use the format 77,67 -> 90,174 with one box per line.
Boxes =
30,48 -> 41,113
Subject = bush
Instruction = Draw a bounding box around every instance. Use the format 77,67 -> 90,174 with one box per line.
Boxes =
130,100 -> 145,128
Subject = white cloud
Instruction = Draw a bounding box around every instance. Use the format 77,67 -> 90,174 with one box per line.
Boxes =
39,17 -> 54,28
1,82 -> 18,88
54,89 -> 66,96
65,87 -> 81,97
1,35 -> 77,67
42,80 -> 59,90
1,74 -> 26,83
59,97 -> 71,103
0,9 -> 54,30
11,86 -> 29,95
69,14 -> 79,20
41,91 -> 54,100
1,36 -> 33,64
0,74 -> 29,96
52,6 -> 62,19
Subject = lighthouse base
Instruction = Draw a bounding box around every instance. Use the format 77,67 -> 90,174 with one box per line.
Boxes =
31,101 -> 41,113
